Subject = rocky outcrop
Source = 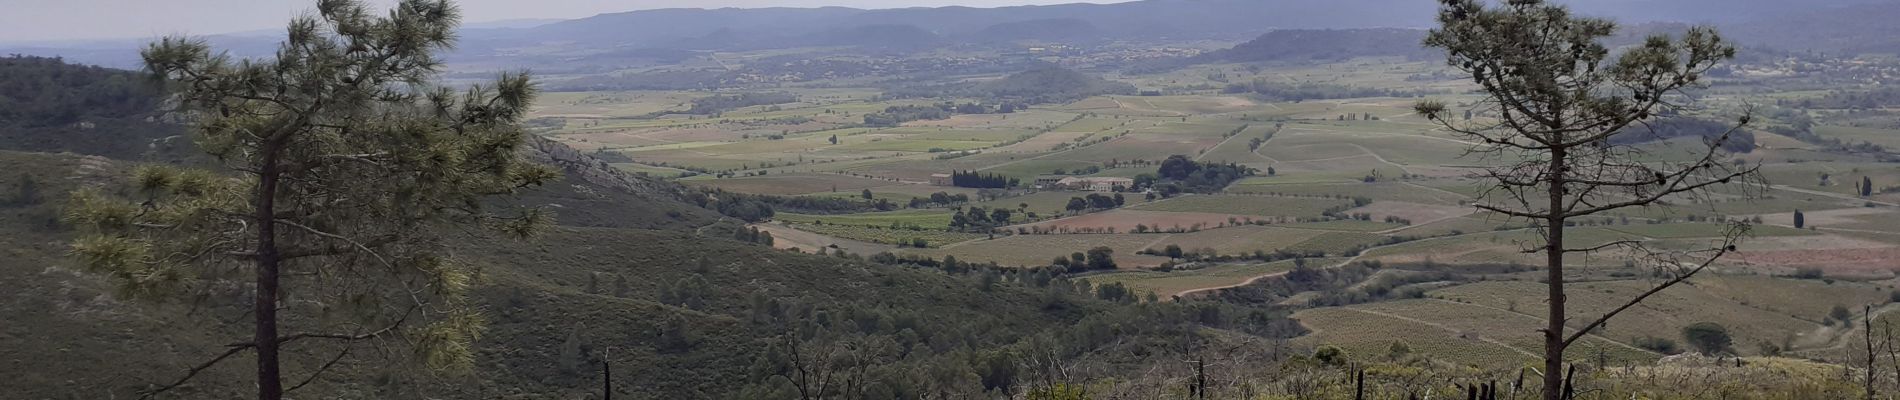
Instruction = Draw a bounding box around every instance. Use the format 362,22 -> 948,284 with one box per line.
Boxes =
521,135 -> 693,201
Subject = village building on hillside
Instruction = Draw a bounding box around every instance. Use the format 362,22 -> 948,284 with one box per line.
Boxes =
1033,175 -> 1068,188
1053,176 -> 1133,192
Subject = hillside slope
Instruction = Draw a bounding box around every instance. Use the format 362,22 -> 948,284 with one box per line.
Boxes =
0,57 -> 1263,396
0,141 -> 1184,398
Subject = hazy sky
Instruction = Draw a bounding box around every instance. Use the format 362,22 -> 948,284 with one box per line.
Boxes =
0,0 -> 1133,43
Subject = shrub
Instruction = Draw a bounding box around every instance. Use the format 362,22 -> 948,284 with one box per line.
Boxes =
1789,268 -> 1824,280
1633,336 -> 1682,355
1386,340 -> 1412,360
1682,322 -> 1733,355
1314,345 -> 1349,366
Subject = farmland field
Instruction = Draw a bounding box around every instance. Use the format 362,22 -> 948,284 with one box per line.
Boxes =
1018,209 -> 1261,233
907,234 -> 1173,268
783,223 -> 985,248
526,66 -> 1900,343
777,209 -> 955,228
1292,299 -> 1659,366
24,4 -> 1900,398
503,37 -> 1900,380
1227,181 -> 1471,205
1301,299 -> 1659,365
1601,223 -> 1819,239
1087,259 -> 1306,298
1279,220 -> 1406,233
1282,231 -> 1386,256
689,173 -> 902,195
1150,226 -> 1329,255
1427,277 -> 1891,356
1128,194 -> 1350,217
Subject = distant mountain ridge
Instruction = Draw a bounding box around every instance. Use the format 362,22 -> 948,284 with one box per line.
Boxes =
9,0 -> 1900,69
1196,29 -> 1436,64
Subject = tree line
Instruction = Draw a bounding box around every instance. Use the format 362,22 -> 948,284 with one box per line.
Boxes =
684,92 -> 799,115
0,55 -> 161,128
950,170 -> 1016,189
1132,155 -> 1255,195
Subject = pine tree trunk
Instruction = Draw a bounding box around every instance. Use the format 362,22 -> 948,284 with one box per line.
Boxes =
254,149 -> 284,400
1543,148 -> 1568,400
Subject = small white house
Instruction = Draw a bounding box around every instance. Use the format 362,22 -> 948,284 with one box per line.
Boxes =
1055,177 -> 1134,192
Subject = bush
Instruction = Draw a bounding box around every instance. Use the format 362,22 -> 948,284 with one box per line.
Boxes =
1314,345 -> 1349,366
1633,336 -> 1682,355
1386,340 -> 1412,360
1788,268 -> 1824,280
1831,305 -> 1854,325
1682,322 -> 1733,355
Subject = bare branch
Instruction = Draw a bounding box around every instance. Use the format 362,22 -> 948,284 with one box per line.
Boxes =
1561,242 -> 1737,350
139,343 -> 253,400
285,347 -> 351,394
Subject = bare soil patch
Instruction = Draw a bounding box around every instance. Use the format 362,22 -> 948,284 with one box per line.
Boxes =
751,223 -> 894,255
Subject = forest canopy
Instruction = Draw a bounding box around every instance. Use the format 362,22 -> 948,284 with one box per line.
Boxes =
0,56 -> 160,127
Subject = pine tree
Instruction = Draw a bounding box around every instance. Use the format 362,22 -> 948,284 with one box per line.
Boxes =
1416,1 -> 1756,398
62,1 -> 556,398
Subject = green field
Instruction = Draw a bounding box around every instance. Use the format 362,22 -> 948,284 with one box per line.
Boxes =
1130,194 -> 1350,217
1087,259 -> 1308,298
1283,231 -> 1387,256
1228,181 -> 1471,205
777,209 -> 955,228
908,234 -> 1172,268
972,191 -> 1096,217
1816,125 -> 1900,149
1281,220 -> 1406,232
785,223 -> 985,248
1150,226 -> 1329,256
688,173 -> 901,195
838,139 -> 1000,152
1602,223 -> 1819,239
